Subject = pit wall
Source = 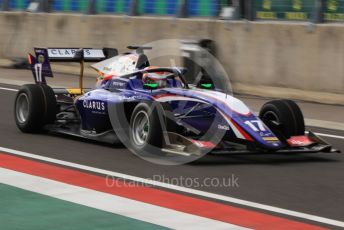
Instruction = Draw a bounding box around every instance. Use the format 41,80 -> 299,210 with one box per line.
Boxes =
0,12 -> 343,103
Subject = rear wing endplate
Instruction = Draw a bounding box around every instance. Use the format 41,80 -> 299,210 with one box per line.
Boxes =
28,47 -> 118,89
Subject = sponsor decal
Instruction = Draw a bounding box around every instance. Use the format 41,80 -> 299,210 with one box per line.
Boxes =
218,124 -> 230,131
83,100 -> 105,111
118,95 -> 140,101
191,140 -> 216,149
287,136 -> 314,147
35,49 -> 44,54
103,66 -> 112,72
260,131 -> 272,137
112,81 -> 126,87
48,48 -> 78,57
48,49 -> 105,59
37,54 -> 45,64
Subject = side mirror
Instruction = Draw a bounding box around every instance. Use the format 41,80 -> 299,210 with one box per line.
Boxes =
143,83 -> 158,90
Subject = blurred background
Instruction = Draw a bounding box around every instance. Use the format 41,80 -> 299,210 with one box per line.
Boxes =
1,0 -> 342,21
0,0 -> 343,104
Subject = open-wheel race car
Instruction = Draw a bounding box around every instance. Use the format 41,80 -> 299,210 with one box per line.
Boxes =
14,46 -> 340,159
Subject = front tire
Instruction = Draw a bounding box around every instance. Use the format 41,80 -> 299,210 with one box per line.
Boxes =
259,99 -> 305,138
129,102 -> 174,152
14,84 -> 57,133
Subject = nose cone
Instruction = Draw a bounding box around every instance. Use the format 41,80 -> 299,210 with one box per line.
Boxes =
195,90 -> 283,150
163,88 -> 283,150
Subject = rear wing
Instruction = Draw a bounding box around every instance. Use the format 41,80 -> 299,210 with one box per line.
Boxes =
46,48 -> 118,62
28,48 -> 118,89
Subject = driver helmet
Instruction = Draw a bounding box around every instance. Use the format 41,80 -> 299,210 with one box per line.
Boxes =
142,67 -> 168,88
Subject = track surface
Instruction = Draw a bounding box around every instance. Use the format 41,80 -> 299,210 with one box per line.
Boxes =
1,79 -> 344,228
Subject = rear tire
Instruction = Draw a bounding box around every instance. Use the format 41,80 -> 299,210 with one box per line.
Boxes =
41,84 -> 58,124
14,84 -> 57,133
259,99 -> 305,138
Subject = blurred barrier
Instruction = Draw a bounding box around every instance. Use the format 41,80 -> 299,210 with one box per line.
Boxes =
255,0 -> 344,22
128,0 -> 140,16
0,0 -> 222,17
1,0 -> 9,11
177,0 -> 188,18
0,12 -> 343,99
255,0 -> 315,21
1,1 -> 344,22
323,0 -> 344,21
86,0 -> 96,14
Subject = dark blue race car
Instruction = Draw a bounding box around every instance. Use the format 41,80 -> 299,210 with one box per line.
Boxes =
14,46 -> 340,158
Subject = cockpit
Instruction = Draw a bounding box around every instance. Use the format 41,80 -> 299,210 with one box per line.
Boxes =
91,46 -> 213,92
98,66 -> 188,92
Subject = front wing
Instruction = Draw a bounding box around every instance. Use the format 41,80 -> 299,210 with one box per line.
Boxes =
162,131 -> 340,156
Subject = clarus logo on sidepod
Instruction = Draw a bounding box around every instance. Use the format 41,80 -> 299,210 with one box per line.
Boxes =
83,100 -> 105,111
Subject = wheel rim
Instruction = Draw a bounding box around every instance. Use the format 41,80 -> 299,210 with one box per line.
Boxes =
131,110 -> 150,146
16,93 -> 29,124
263,111 -> 280,124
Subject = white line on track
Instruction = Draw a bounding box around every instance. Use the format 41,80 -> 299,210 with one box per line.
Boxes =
314,132 -> 344,140
0,86 -> 18,92
0,146 -> 343,228
0,168 -> 246,230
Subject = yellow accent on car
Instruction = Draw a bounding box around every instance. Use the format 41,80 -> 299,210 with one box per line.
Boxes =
263,137 -> 279,141
66,88 -> 83,95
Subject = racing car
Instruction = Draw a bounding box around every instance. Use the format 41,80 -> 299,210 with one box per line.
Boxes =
14,46 -> 340,159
